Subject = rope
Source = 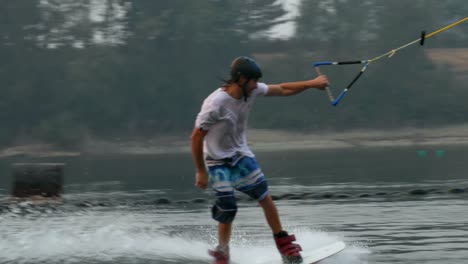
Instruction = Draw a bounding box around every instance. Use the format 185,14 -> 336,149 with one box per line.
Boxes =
368,17 -> 467,63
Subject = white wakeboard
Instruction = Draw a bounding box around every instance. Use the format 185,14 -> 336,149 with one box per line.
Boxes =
302,241 -> 345,263
268,241 -> 345,264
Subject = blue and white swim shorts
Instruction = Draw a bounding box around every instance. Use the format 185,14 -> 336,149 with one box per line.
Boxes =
206,155 -> 269,223
207,155 -> 268,200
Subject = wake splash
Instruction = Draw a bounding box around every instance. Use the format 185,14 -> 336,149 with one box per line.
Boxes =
0,211 -> 369,264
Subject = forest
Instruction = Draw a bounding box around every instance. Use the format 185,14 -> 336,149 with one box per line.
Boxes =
0,0 -> 466,147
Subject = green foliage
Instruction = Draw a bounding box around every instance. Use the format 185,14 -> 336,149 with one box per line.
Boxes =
0,0 -> 466,147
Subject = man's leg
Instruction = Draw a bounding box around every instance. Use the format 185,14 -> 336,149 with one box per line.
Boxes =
208,163 -> 236,263
209,191 -> 237,262
218,222 -> 232,247
234,157 -> 301,262
258,194 -> 282,234
211,192 -> 237,247
259,194 -> 303,264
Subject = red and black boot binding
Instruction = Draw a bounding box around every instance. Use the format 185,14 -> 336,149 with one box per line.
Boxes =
274,231 -> 303,264
208,245 -> 230,264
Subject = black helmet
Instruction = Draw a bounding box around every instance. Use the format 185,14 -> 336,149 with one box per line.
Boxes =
230,56 -> 262,81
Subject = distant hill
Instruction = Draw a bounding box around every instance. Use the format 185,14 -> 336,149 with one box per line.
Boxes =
426,48 -> 468,81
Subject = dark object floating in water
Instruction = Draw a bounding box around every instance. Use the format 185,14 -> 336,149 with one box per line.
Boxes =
155,198 -> 171,204
409,189 -> 428,195
449,188 -> 465,194
11,163 -> 64,198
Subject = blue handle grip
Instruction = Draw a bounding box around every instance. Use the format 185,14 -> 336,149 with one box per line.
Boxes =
331,90 -> 347,106
313,62 -> 333,67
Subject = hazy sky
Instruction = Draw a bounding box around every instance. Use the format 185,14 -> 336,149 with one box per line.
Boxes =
270,0 -> 301,39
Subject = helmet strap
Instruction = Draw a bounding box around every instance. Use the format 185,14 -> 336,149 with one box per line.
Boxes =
241,78 -> 250,102
233,74 -> 249,102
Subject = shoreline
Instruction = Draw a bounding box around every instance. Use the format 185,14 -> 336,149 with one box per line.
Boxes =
1,125 -> 468,158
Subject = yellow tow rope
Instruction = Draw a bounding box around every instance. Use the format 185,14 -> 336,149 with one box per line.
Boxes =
369,17 -> 468,63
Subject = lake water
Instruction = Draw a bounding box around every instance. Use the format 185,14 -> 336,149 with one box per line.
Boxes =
0,145 -> 467,264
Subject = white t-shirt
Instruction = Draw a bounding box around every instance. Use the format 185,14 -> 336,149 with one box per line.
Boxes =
195,82 -> 268,160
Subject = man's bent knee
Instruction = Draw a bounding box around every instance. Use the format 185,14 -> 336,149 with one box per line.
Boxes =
212,193 -> 238,223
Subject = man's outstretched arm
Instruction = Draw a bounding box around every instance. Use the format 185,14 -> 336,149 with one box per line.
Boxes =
266,75 -> 329,97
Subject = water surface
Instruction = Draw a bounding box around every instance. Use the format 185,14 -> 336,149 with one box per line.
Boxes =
1,145 -> 467,263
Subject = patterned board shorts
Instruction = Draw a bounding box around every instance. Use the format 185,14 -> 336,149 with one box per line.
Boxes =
207,156 -> 269,223
208,156 -> 268,200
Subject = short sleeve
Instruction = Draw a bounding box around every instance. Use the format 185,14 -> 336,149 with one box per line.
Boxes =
254,82 -> 268,97
195,103 -> 223,131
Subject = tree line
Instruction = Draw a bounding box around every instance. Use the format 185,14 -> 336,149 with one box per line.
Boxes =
0,0 -> 466,147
